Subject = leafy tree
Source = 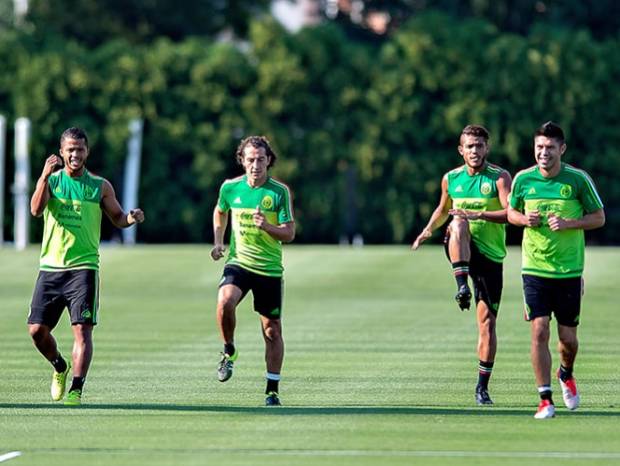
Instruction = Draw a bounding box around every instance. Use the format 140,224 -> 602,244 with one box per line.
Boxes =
25,0 -> 271,47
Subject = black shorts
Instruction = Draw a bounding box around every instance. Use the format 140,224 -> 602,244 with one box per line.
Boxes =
29,269 -> 99,328
522,274 -> 582,327
444,236 -> 503,315
219,264 -> 283,319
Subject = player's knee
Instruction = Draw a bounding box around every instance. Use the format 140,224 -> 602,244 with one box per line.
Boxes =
28,324 -> 48,341
218,299 -> 236,315
449,218 -> 470,239
263,322 -> 281,342
532,324 -> 550,343
559,335 -> 578,352
479,317 -> 495,337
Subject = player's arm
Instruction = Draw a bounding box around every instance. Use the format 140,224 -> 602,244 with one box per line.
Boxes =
30,154 -> 62,217
507,205 -> 541,228
100,179 -> 145,228
253,207 -> 296,242
411,176 -> 451,250
547,208 -> 605,231
211,207 -> 229,260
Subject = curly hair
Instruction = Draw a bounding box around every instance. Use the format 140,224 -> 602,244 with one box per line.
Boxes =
235,135 -> 277,168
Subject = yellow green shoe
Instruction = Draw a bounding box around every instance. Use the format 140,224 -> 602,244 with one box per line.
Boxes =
64,389 -> 82,406
51,360 -> 71,401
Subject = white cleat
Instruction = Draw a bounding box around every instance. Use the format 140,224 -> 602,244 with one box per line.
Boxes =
534,399 -> 556,419
558,373 -> 580,410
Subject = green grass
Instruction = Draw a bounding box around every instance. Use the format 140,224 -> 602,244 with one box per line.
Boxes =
1,245 -> 619,466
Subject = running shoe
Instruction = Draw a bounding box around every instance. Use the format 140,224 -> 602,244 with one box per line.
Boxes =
265,391 -> 281,406
217,350 -> 238,382
534,399 -> 555,419
475,385 -> 493,405
64,389 -> 82,406
51,360 -> 71,401
557,370 -> 580,410
455,284 -> 472,311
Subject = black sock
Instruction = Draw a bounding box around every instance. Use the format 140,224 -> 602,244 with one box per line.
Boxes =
224,343 -> 236,357
477,360 -> 494,388
266,378 -> 279,394
559,365 -> 573,382
452,261 -> 469,288
538,386 -> 553,403
69,376 -> 85,392
51,355 -> 67,373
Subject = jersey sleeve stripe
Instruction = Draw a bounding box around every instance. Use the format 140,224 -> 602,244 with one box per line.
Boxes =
270,178 -> 295,221
563,165 -> 604,208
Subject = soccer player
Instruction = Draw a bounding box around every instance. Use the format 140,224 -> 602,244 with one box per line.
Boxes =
211,135 -> 295,406
508,121 -> 605,419
29,127 -> 145,406
412,125 -> 512,405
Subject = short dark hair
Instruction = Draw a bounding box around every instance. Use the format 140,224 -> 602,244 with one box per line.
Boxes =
235,135 -> 277,168
535,121 -> 565,144
460,124 -> 489,142
60,127 -> 89,148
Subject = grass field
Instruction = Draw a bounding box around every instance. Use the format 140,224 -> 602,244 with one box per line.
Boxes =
1,245 -> 619,466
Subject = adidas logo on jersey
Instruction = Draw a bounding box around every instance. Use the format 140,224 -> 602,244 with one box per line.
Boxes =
528,187 -> 537,195
455,185 -> 464,193
233,197 -> 242,204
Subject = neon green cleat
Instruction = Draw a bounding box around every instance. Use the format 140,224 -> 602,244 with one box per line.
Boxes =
64,389 -> 82,406
51,361 -> 71,401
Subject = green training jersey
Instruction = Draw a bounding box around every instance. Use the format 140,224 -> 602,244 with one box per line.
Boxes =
217,175 -> 294,277
40,170 -> 104,271
445,163 -> 507,263
509,163 -> 604,278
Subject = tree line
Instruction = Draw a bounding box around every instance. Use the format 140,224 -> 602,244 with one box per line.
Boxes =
1,12 -> 618,244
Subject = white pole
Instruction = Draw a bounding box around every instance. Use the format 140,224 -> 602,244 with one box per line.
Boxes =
13,117 -> 31,251
122,118 -> 143,245
0,115 -> 6,246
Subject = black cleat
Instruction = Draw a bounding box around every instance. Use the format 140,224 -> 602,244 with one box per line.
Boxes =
475,385 -> 493,405
455,285 -> 472,311
265,391 -> 281,406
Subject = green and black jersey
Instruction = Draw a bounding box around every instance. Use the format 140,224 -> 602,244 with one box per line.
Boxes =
445,163 -> 507,263
509,163 -> 604,278
40,170 -> 104,271
217,175 -> 294,277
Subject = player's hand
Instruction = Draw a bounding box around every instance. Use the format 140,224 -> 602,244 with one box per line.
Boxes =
547,213 -> 568,231
411,228 -> 432,250
253,206 -> 267,230
210,244 -> 226,261
42,154 -> 63,179
128,208 -> 145,224
525,210 -> 541,227
449,209 -> 481,220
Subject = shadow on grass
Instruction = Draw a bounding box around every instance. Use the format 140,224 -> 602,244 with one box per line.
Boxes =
0,403 -> 618,417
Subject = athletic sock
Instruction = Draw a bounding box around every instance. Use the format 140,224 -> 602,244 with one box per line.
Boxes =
224,343 -> 236,357
452,261 -> 470,288
266,372 -> 280,394
51,355 -> 67,373
559,364 -> 573,382
538,385 -> 553,403
477,360 -> 494,388
69,376 -> 85,392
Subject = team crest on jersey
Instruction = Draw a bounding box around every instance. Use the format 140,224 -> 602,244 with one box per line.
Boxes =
83,185 -> 97,200
480,182 -> 492,195
261,195 -> 274,210
560,184 -> 572,198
